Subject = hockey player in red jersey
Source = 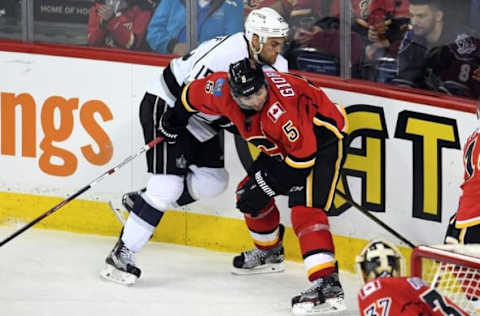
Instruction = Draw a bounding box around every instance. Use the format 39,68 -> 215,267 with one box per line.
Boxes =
100,7 -> 289,286
357,240 -> 469,315
443,104 -> 480,313
157,58 -> 348,314
445,105 -> 480,243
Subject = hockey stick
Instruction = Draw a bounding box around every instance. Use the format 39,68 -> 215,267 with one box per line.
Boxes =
108,187 -> 146,226
0,137 -> 163,248
335,190 -> 416,248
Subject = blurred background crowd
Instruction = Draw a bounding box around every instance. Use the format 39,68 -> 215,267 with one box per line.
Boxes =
1,0 -> 479,100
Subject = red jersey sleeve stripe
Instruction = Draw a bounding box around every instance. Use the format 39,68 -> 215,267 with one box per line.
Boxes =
313,116 -> 344,139
335,103 -> 349,132
180,82 -> 198,113
285,155 -> 316,169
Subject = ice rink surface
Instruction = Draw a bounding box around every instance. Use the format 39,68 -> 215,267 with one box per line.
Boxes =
0,226 -> 362,316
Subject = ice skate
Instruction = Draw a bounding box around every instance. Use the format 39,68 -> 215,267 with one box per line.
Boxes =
291,273 -> 346,315
232,224 -> 285,275
100,238 -> 141,286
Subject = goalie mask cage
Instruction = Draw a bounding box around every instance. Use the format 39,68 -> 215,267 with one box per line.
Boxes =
411,244 -> 480,315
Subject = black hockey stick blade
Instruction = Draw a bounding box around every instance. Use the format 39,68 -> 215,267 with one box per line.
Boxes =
0,137 -> 163,248
336,189 -> 416,248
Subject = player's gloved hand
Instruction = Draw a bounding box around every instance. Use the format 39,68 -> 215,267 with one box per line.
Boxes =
157,110 -> 180,144
236,170 -> 276,217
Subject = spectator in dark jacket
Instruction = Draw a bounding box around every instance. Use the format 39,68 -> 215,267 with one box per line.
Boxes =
393,0 -> 471,89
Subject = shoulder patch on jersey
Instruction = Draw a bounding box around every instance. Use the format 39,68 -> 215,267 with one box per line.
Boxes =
406,277 -> 427,290
213,78 -> 225,97
205,80 -> 214,94
267,101 -> 286,123
454,33 -> 477,56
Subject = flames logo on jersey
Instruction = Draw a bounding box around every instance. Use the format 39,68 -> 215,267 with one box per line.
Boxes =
267,101 -> 286,123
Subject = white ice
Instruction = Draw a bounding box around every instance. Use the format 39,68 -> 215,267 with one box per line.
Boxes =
0,226 -> 362,316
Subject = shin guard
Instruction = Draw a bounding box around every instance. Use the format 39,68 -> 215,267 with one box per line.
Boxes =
291,205 -> 337,281
244,199 -> 281,250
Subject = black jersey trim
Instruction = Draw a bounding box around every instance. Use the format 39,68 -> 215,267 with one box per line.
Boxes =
162,64 -> 181,98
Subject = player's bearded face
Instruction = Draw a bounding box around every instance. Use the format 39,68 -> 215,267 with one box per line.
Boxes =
233,85 -> 268,111
259,37 -> 285,65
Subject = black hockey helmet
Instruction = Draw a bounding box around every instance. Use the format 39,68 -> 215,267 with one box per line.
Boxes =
228,58 -> 266,98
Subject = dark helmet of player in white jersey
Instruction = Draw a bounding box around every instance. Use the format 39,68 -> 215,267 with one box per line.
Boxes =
355,239 -> 406,284
228,58 -> 268,111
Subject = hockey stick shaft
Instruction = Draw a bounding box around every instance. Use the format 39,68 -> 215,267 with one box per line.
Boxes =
0,137 -> 163,248
335,190 -> 416,248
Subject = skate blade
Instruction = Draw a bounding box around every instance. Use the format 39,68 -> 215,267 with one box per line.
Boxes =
292,298 -> 346,315
100,263 -> 138,286
231,262 -> 285,275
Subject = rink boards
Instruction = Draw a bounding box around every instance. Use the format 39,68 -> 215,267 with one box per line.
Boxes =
0,49 -> 476,273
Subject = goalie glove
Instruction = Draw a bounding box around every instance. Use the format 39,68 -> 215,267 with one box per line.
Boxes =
236,170 -> 277,217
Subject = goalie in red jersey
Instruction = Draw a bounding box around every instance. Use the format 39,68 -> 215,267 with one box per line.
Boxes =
357,240 -> 469,316
157,58 -> 348,314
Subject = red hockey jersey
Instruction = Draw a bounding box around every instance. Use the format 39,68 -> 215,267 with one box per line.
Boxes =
180,71 -> 347,169
457,128 -> 480,227
358,277 -> 468,315
88,3 -> 152,49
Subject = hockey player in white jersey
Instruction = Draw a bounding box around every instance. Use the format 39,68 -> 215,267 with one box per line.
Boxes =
100,7 -> 289,285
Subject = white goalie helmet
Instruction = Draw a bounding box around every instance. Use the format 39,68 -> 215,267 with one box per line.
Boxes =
355,239 -> 406,284
244,7 -> 289,60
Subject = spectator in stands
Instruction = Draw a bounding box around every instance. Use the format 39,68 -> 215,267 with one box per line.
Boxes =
285,16 -> 364,77
359,0 -> 410,82
328,0 -> 407,36
88,0 -> 157,50
393,0 -> 471,89
360,1 -> 409,59
423,34 -> 480,98
243,0 -> 294,20
146,0 -> 243,55
356,239 -> 469,315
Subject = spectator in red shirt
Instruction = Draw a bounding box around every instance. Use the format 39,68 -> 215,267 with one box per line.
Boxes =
88,0 -> 157,50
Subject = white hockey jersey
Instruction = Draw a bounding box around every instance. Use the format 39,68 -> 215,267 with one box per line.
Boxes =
146,32 -> 288,141
148,32 -> 287,103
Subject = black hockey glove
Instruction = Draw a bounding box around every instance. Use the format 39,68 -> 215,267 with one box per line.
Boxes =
157,109 -> 181,144
236,170 -> 277,217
